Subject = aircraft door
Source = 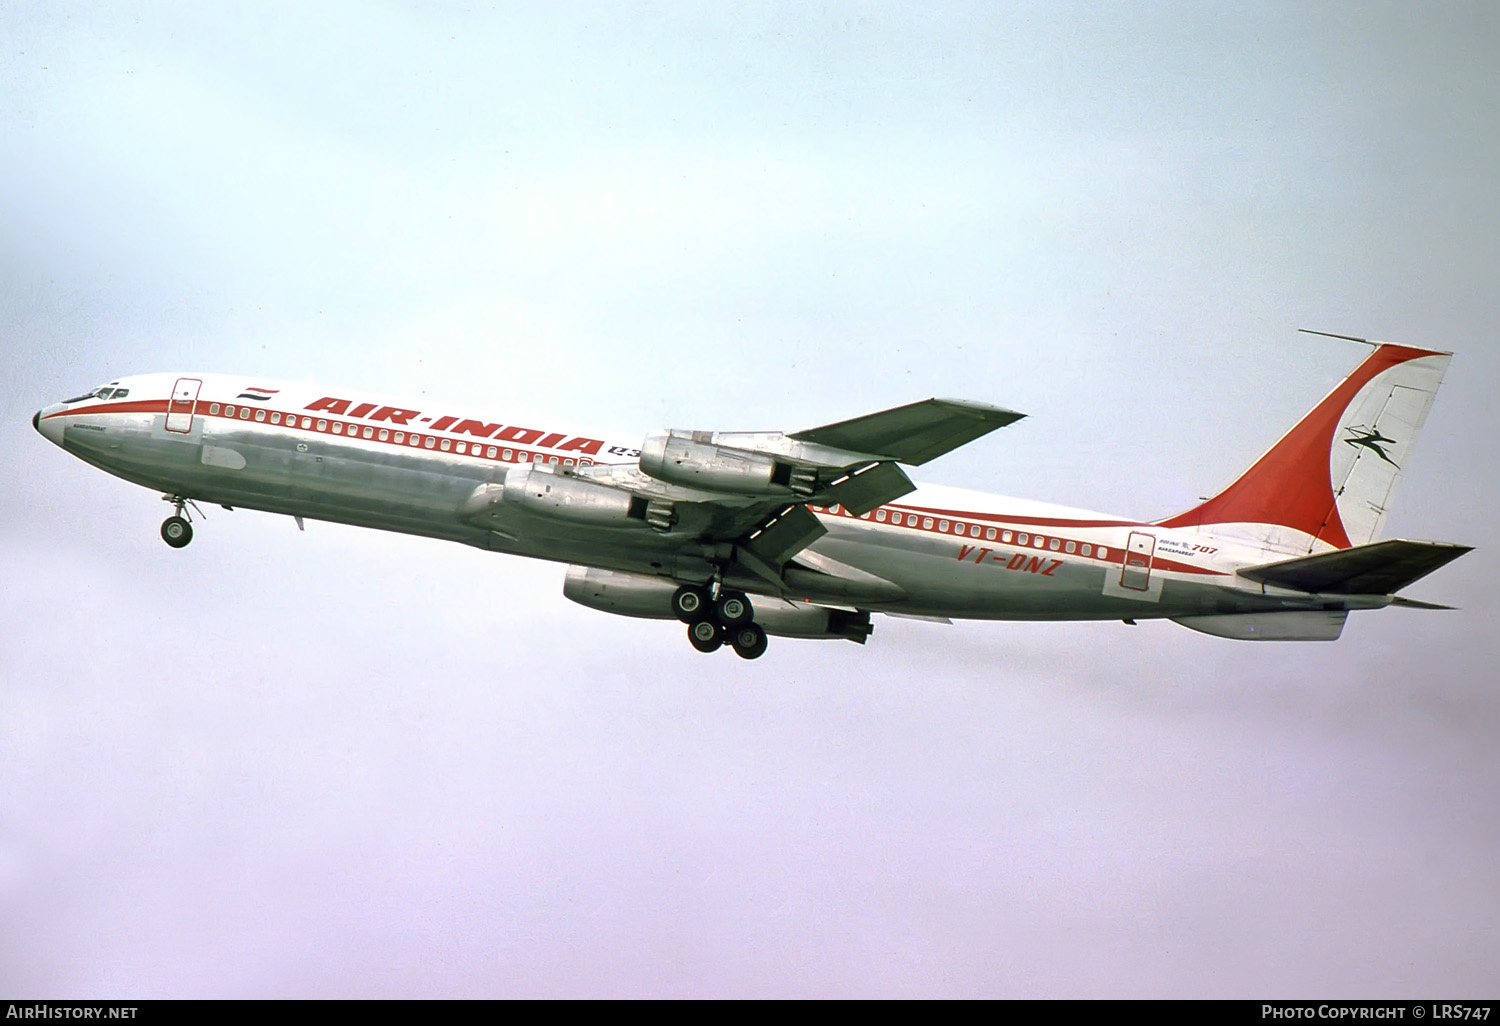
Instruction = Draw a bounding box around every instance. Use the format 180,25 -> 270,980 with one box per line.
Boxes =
1121,532 -> 1155,591
166,377 -> 202,434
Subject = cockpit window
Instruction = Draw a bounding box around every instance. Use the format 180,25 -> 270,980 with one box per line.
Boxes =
65,386 -> 108,403
110,388 -> 128,399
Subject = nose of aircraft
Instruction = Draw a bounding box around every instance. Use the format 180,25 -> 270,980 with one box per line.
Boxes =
33,405 -> 66,447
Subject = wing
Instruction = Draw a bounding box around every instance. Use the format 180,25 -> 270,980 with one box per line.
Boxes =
789,397 -> 1025,465
460,397 -> 1023,595
612,397 -> 1024,589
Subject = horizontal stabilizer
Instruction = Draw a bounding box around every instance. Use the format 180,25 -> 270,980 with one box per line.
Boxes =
1237,538 -> 1472,595
1390,595 -> 1458,611
790,398 -> 1024,466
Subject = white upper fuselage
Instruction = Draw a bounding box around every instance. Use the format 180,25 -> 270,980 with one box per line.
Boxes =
33,371 -> 1360,625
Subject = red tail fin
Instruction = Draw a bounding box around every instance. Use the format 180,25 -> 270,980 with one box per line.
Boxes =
1157,343 -> 1451,553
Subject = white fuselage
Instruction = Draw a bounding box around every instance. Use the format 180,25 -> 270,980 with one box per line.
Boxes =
34,371 -> 1365,626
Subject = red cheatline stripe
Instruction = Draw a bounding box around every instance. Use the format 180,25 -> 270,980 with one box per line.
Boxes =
888,502 -> 1146,529
50,400 -> 603,468
43,399 -> 170,419
814,504 -> 1228,576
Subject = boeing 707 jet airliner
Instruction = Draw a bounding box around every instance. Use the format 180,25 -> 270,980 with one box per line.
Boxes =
34,335 -> 1469,659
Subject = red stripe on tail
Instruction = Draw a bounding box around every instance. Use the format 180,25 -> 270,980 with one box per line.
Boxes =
1156,344 -> 1439,549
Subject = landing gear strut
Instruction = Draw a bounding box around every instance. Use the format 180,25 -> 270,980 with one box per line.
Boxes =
160,495 -> 199,548
681,587 -> 768,659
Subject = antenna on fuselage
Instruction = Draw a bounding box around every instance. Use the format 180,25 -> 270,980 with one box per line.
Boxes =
1298,328 -> 1377,348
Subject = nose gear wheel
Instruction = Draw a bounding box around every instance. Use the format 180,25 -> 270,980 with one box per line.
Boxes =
159,495 -> 203,549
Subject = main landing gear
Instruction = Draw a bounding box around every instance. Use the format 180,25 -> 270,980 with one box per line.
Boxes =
159,495 -> 200,549
673,585 -> 769,660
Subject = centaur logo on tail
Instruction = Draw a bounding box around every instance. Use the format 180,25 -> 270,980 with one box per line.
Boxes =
34,333 -> 1469,659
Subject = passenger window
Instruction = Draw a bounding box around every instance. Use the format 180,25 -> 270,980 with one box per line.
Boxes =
225,405 -> 236,417
562,457 -> 573,465
970,525 -> 981,537
301,417 -> 313,429
1065,541 -> 1076,554
316,419 -> 327,430
440,439 -> 451,451
362,426 -> 373,439
517,451 -> 530,462
548,456 -> 558,464
255,410 -> 265,422
270,412 -> 281,424
1049,538 -> 1060,551
393,431 -> 404,443
891,513 -> 902,525
424,436 -> 435,449
1016,533 -> 1027,544
487,446 -> 498,458
378,429 -> 388,441
456,441 -> 467,454
210,403 -> 221,415
938,519 -> 949,532
985,527 -> 996,540
503,448 -> 513,461
1081,544 -> 1092,556
1098,547 -> 1108,559
239,407 -> 250,419
920,517 -> 932,529
876,510 -> 887,522
1033,536 -> 1045,548
332,423 -> 343,433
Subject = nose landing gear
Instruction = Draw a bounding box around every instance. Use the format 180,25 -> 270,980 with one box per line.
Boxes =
159,495 -> 202,548
161,516 -> 193,548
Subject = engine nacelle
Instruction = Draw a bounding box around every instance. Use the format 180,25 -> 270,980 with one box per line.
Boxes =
564,566 -> 679,618
754,602 -> 873,643
501,462 -> 640,526
563,566 -> 873,643
639,430 -> 818,495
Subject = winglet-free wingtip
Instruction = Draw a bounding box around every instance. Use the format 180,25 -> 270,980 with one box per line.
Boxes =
932,398 -> 1027,423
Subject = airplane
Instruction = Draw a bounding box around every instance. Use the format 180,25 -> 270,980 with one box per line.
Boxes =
32,334 -> 1470,659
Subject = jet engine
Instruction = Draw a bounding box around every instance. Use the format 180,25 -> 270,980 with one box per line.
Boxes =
563,566 -> 873,642
639,430 -> 819,496
460,464 -> 676,531
503,462 -> 634,523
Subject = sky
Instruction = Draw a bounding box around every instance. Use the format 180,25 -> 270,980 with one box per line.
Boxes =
2,0 -> 1498,998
